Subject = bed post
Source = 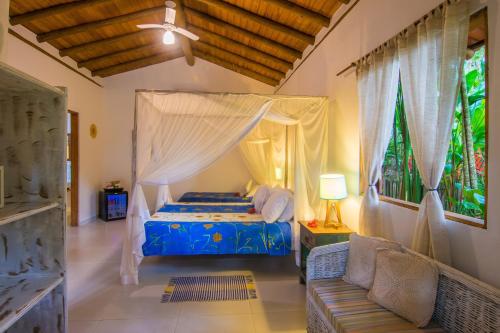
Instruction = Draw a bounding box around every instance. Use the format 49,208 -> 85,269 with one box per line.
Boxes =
131,92 -> 138,192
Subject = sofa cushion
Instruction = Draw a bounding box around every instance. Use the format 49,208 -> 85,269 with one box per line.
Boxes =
368,249 -> 439,328
343,233 -> 402,289
308,278 -> 444,333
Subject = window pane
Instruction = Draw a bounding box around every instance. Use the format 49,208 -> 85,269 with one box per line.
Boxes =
440,45 -> 486,219
381,45 -> 487,221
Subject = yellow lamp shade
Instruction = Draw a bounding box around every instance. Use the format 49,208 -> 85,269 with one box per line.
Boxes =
320,174 -> 347,200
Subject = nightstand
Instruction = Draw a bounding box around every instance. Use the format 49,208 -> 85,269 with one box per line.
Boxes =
298,220 -> 353,284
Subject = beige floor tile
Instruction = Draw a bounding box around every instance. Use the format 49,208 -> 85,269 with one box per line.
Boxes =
176,314 -> 255,333
250,280 -> 306,313
92,318 -> 177,333
180,300 -> 251,316
68,320 -> 99,333
252,311 -> 307,333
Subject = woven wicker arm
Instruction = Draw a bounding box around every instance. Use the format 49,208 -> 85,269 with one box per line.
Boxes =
306,242 -> 349,282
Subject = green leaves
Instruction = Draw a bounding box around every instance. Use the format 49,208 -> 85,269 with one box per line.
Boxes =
381,45 -> 487,220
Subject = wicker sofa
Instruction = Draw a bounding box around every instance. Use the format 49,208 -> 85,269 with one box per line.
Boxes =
306,241 -> 500,333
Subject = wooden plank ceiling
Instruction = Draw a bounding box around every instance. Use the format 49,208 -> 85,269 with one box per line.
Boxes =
9,0 -> 349,85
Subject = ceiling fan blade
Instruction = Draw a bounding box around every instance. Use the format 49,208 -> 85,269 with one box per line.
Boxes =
165,7 -> 176,24
174,27 -> 199,41
137,24 -> 165,30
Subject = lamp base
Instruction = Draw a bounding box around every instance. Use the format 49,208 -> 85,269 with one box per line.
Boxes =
323,200 -> 343,228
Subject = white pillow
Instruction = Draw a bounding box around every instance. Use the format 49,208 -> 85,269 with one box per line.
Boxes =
261,189 -> 289,223
368,249 -> 439,328
252,185 -> 271,213
343,233 -> 402,289
278,190 -> 294,222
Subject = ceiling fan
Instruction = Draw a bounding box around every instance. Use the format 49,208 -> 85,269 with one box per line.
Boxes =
137,1 -> 199,45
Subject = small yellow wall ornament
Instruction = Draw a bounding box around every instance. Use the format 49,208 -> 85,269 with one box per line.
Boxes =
90,124 -> 97,138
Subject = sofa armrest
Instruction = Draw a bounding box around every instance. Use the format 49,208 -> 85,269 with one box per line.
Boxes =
306,242 -> 350,283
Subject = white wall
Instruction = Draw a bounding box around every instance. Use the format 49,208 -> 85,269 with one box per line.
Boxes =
101,57 -> 273,205
4,30 -> 105,224
279,0 -> 500,288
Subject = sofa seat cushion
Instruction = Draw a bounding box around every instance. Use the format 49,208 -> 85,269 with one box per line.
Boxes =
308,278 -> 444,333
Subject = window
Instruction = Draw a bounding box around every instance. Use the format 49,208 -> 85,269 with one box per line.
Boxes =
381,8 -> 488,225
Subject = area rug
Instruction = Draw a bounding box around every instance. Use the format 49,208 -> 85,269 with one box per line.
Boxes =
161,274 -> 257,303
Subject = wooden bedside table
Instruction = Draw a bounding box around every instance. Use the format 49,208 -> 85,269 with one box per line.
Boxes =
298,220 -> 353,284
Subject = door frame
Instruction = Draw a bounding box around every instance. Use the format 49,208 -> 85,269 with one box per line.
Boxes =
68,110 -> 79,226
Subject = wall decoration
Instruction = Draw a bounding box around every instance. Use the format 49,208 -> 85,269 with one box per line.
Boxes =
90,123 -> 97,138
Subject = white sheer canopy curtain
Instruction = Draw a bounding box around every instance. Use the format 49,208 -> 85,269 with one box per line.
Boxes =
239,120 -> 287,187
398,0 -> 469,264
121,92 -> 272,285
358,45 -> 400,236
240,97 -> 329,264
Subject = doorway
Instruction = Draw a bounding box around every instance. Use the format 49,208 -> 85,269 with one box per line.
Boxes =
67,110 -> 79,226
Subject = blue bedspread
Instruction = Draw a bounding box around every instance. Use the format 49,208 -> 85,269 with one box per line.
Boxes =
158,204 -> 253,213
142,220 -> 291,256
178,192 -> 252,203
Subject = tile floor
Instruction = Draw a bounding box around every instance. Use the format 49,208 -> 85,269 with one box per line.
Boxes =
67,220 -> 307,333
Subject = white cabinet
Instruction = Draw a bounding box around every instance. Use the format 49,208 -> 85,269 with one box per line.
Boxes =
0,62 -> 67,333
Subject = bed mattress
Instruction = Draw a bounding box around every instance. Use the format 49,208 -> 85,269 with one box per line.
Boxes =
142,212 -> 291,256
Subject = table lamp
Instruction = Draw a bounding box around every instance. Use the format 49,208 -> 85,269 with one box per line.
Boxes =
320,174 -> 347,228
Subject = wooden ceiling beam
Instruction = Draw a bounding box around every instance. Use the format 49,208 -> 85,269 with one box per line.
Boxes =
258,0 -> 330,27
92,50 -> 184,77
188,0 -> 315,47
193,41 -> 284,81
37,5 -> 165,43
173,0 -> 195,66
10,0 -> 113,26
193,49 -> 279,86
78,42 -> 171,70
185,8 -> 302,62
59,30 -> 156,58
188,25 -> 292,73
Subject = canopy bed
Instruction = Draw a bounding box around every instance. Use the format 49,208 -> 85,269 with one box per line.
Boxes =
121,91 -> 329,285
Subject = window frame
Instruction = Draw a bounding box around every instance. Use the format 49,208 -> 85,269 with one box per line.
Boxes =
376,7 -> 489,229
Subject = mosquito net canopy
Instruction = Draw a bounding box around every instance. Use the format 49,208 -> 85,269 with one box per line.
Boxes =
121,91 -> 328,285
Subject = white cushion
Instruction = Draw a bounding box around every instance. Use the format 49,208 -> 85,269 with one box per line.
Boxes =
261,189 -> 290,223
368,249 -> 439,328
252,185 -> 271,213
343,233 -> 402,289
278,190 -> 294,221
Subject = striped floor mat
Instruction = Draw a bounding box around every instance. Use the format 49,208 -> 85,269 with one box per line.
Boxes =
161,275 -> 257,303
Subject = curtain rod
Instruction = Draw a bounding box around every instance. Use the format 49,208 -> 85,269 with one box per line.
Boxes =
134,89 -> 328,99
335,0 -> 460,77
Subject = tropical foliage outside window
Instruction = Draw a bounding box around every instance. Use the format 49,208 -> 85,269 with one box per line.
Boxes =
381,45 -> 487,221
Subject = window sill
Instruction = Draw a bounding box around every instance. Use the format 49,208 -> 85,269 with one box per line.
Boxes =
379,195 -> 486,229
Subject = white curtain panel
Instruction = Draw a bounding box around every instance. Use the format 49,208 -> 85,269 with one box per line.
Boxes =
398,1 -> 469,264
121,92 -> 328,284
358,46 -> 400,236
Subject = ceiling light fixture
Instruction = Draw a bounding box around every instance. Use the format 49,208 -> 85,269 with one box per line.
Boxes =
162,30 -> 175,45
